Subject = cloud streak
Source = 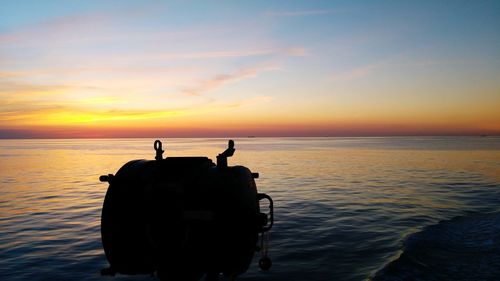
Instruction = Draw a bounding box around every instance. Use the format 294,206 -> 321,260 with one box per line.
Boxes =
0,94 -> 274,127
181,64 -> 280,96
330,63 -> 381,82
96,47 -> 308,63
264,9 -> 340,17
329,55 -> 469,82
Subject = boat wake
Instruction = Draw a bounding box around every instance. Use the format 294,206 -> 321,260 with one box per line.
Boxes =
371,212 -> 500,281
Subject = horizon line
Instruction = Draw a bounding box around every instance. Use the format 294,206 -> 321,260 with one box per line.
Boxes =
0,134 -> 498,140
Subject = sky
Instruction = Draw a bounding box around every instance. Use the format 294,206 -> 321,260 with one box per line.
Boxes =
1,0 -> 499,138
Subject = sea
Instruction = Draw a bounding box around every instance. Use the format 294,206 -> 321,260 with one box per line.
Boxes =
1,137 -> 499,281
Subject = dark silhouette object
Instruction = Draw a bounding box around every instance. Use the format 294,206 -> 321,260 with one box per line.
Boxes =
99,140 -> 273,281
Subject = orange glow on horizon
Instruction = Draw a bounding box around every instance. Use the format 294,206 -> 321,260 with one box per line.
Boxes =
2,119 -> 499,139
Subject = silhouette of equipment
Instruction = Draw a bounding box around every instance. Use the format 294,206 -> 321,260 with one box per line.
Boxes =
99,140 -> 274,281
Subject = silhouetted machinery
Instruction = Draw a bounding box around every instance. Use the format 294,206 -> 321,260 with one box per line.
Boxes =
99,140 -> 273,281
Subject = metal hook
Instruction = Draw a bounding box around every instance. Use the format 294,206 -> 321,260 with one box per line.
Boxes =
154,140 -> 164,160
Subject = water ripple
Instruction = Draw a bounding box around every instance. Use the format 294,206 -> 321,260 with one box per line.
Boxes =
1,137 -> 499,281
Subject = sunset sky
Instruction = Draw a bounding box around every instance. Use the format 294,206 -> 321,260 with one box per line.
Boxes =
1,1 -> 499,138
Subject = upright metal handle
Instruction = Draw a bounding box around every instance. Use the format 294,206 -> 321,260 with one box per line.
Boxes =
257,193 -> 274,232
217,140 -> 235,168
154,140 -> 164,160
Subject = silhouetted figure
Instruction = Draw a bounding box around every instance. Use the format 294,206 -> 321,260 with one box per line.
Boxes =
99,140 -> 273,281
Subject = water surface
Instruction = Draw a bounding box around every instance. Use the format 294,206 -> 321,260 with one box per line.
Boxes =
1,137 -> 499,281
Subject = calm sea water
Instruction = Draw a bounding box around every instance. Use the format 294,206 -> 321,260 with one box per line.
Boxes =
1,137 -> 500,281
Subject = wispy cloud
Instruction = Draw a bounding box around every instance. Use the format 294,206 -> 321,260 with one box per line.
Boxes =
220,95 -> 274,108
406,58 -> 470,67
329,55 -> 469,82
0,13 -> 109,45
119,47 -> 306,62
0,105 -> 185,125
264,9 -> 339,17
0,71 -> 24,78
181,64 -> 280,96
330,63 -> 381,82
0,93 -> 273,127
283,46 -> 310,57
0,81 -> 72,96
0,3 -> 167,44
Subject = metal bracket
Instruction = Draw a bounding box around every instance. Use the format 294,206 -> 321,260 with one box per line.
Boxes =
257,193 -> 274,232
